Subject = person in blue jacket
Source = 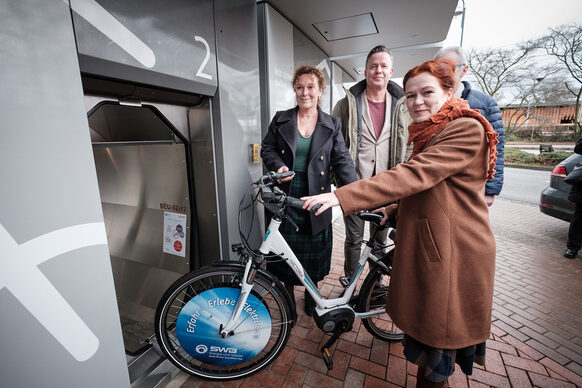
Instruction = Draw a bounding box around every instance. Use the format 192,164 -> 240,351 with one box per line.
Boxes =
436,47 -> 504,206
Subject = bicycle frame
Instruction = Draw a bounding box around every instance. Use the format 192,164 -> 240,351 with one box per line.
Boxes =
220,214 -> 386,336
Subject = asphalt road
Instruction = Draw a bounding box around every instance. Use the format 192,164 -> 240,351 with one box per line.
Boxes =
498,167 -> 552,206
492,166 -> 569,253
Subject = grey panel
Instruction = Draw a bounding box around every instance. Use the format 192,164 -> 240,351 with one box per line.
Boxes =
212,0 -> 265,259
0,0 -> 129,387
91,130 -> 190,353
189,102 -> 221,267
73,0 -> 217,95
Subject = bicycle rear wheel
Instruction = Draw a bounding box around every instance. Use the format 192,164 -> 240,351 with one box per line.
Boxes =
358,250 -> 404,341
155,264 -> 293,380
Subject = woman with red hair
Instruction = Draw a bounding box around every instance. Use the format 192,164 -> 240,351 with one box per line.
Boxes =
303,59 -> 498,387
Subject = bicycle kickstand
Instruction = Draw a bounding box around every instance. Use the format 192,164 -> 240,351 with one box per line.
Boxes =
321,322 -> 348,370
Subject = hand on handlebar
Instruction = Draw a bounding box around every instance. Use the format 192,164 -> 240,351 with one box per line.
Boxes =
276,166 -> 294,182
372,203 -> 398,225
301,192 -> 339,216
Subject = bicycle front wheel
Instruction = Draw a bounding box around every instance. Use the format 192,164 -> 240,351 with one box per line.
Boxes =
358,250 -> 404,341
155,264 -> 293,380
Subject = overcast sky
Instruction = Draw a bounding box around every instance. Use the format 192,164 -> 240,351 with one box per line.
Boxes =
444,0 -> 582,49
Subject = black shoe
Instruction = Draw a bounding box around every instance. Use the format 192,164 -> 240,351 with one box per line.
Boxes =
304,291 -> 315,316
564,249 -> 578,259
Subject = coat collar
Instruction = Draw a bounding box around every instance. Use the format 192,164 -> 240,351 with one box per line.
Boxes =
275,106 -> 334,165
348,79 -> 405,100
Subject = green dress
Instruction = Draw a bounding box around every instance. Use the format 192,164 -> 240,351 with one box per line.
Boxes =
267,130 -> 333,286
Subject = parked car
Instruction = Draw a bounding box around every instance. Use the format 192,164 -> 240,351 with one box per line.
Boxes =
539,153 -> 582,222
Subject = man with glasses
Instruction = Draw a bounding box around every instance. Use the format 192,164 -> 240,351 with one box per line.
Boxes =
435,46 -> 505,207
333,45 -> 411,283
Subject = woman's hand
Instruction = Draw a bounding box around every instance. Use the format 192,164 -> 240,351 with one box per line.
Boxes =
372,203 -> 398,225
301,192 -> 339,216
277,166 -> 294,182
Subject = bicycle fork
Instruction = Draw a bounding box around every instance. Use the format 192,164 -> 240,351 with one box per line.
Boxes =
219,259 -> 257,337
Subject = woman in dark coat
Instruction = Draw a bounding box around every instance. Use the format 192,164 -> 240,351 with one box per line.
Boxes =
261,65 -> 356,315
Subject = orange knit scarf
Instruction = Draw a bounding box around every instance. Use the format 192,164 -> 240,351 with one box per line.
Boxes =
407,97 -> 499,179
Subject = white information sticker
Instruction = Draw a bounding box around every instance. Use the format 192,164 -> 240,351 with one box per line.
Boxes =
163,211 -> 187,257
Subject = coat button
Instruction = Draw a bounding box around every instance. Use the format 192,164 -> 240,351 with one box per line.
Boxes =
320,186 -> 325,191
320,171 -> 324,176
281,149 -> 285,155
319,155 -> 324,161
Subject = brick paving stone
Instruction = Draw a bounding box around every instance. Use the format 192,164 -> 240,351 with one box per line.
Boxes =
486,338 -> 518,355
369,337 -> 390,366
469,368 -> 511,387
449,368 -> 469,387
294,351 -> 328,374
349,356 -> 385,379
282,363 -> 308,388
385,355 -> 407,386
565,361 -> 582,376
501,353 -> 548,375
501,334 -> 545,360
524,338 -> 571,365
246,368 -> 284,387
326,350 -> 350,381
508,313 -> 548,334
490,325 -> 507,338
336,338 -> 370,359
556,345 -> 582,367
492,320 -> 530,342
388,341 -> 405,357
505,366 -> 532,388
363,375 -> 400,388
484,349 -> 507,376
528,372 -> 577,388
467,380 -> 490,388
492,310 -> 524,329
303,370 -> 342,388
342,369 -> 365,388
272,347 -> 298,375
520,326 -> 561,349
355,326 -> 374,348
540,357 -> 582,384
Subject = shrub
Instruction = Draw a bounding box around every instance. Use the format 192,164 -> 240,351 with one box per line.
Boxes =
537,151 -> 572,166
504,148 -> 572,167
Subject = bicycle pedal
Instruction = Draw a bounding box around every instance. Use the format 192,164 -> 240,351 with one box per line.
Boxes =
339,276 -> 350,287
322,347 -> 333,370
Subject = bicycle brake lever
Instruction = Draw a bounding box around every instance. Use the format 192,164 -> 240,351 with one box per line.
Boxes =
284,213 -> 299,232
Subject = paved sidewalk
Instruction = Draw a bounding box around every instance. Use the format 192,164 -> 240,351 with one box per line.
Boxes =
174,198 -> 582,387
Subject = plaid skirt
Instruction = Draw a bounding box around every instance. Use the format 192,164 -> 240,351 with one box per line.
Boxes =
267,172 -> 332,286
403,334 -> 486,382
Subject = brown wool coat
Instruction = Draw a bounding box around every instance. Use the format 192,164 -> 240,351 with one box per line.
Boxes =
335,117 -> 496,349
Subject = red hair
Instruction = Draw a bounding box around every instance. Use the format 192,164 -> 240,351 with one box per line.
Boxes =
403,59 -> 456,91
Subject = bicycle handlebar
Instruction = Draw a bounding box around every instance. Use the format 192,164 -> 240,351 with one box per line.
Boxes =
258,171 -> 322,213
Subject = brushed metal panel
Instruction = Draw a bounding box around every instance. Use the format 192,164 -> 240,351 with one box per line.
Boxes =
90,103 -> 192,354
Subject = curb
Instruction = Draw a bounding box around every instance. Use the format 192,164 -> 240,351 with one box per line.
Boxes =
506,164 -> 553,171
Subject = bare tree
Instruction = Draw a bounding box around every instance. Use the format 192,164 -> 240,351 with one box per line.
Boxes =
537,23 -> 582,136
467,44 -> 537,98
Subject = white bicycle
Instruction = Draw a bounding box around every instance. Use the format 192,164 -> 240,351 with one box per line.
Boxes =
155,171 -> 402,380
